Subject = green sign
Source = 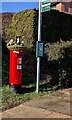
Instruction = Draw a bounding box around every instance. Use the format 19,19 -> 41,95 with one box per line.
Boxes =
42,1 -> 50,5
36,41 -> 38,57
41,0 -> 51,12
36,41 -> 44,57
42,5 -> 51,12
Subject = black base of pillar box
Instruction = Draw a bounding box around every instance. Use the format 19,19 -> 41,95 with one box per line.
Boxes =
9,84 -> 21,93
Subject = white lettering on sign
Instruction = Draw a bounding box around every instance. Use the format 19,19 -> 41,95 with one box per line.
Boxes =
42,3 -> 51,7
18,58 -> 22,64
41,0 -> 52,2
17,65 -> 22,70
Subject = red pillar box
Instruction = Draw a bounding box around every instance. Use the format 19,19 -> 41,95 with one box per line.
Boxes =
9,49 -> 24,93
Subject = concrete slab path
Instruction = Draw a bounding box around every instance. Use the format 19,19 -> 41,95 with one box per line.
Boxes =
2,104 -> 71,118
2,88 -> 72,119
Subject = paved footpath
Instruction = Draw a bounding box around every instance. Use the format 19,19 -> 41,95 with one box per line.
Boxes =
2,88 -> 72,119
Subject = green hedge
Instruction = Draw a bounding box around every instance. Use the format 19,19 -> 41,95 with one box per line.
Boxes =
5,9 -> 37,48
2,9 -> 72,88
3,10 -> 72,45
1,13 -> 14,43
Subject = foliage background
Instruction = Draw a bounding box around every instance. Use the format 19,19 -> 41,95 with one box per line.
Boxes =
2,9 -> 72,88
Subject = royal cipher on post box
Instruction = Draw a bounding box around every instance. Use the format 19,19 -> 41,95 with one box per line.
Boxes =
9,49 -> 24,93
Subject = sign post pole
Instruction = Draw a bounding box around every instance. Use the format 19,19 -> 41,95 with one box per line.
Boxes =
36,0 -> 42,93
36,0 -> 51,93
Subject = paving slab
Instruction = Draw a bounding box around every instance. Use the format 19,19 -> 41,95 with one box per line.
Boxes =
2,104 -> 51,118
2,88 -> 72,118
45,111 -> 70,118
2,104 -> 70,118
24,95 -> 70,115
23,88 -> 72,116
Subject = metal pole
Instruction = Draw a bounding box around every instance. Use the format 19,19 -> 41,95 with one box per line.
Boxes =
36,0 -> 42,93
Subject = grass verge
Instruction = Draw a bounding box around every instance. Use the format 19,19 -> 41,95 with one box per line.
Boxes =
1,82 -> 53,111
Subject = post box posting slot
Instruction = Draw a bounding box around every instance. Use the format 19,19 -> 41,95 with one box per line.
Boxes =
17,53 -> 24,58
